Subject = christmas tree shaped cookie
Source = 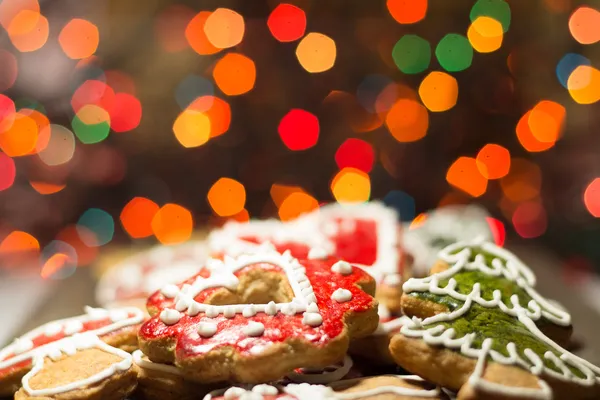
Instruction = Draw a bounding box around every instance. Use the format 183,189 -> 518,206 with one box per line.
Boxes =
390,239 -> 600,400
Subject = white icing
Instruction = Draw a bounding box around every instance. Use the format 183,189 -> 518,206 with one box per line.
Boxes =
160,308 -> 182,325
308,247 -> 329,260
198,322 -> 218,338
374,314 -> 411,335
109,309 -> 129,322
224,386 -> 246,399
400,238 -> 600,399
287,355 -> 353,384
21,332 -> 132,396
133,349 -> 182,376
0,306 -> 143,373
302,312 -> 323,327
243,321 -> 265,337
331,289 -> 352,303
331,261 -> 352,276
63,320 -> 84,335
161,284 -> 179,298
44,323 -> 62,337
252,384 -> 278,395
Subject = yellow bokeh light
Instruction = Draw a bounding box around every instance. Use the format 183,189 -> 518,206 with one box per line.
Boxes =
151,203 -> 193,245
278,192 -> 319,221
203,8 -> 245,49
331,167 -> 371,203
567,65 -> 600,105
173,109 -> 211,148
467,16 -> 503,53
207,177 -> 246,217
296,32 -> 337,73
77,104 -> 110,125
418,71 -> 458,112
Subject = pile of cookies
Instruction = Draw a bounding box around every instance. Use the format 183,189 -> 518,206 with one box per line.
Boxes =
1,202 -> 599,400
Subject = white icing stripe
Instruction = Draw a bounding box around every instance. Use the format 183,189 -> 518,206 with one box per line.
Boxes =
400,238 -> 600,399
159,250 -> 323,327
0,306 -> 143,372
133,350 -> 182,376
22,333 -> 132,396
287,355 -> 353,384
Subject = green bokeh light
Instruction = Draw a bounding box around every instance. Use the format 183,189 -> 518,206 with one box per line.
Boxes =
435,34 -> 473,72
470,0 -> 511,32
77,208 -> 114,247
72,114 -> 110,144
392,34 -> 431,74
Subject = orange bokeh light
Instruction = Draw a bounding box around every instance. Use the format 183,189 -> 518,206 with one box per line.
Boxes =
0,0 -> 39,29
409,213 -> 428,230
204,8 -> 245,49
213,53 -> 256,96
120,197 -> 159,239
528,100 -> 565,143
173,109 -> 211,148
270,184 -> 305,207
569,6 -> 600,44
296,32 -> 337,73
385,99 -> 429,142
40,253 -> 71,279
446,157 -> 488,197
476,143 -> 511,179
0,112 -> 38,157
516,110 -> 555,152
584,178 -> 600,217
467,16 -> 503,53
29,181 -> 66,195
418,71 -> 458,112
59,19 -> 99,59
567,65 -> 600,104
0,231 -> 39,255
151,203 -> 193,245
278,192 -> 319,221
331,167 -> 371,203
186,11 -> 221,55
56,225 -> 98,266
387,0 -> 427,24
7,9 -> 48,52
500,158 -> 541,202
188,96 -> 231,138
24,109 -> 50,154
208,177 -> 246,217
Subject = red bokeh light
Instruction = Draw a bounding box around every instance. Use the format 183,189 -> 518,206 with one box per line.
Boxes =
267,4 -> 307,42
0,50 -> 17,92
584,178 -> 600,217
512,201 -> 548,239
486,217 -> 506,247
109,93 -> 142,132
0,152 -> 16,191
335,138 -> 375,173
278,109 -> 319,151
71,80 -> 115,114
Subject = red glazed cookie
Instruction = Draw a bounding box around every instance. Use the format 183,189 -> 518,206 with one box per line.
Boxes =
0,306 -> 143,397
138,248 -> 378,383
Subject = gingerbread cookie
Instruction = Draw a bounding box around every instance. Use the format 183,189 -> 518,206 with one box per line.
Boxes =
204,375 -> 446,399
14,332 -> 136,400
390,239 -> 600,400
138,248 -> 378,383
96,242 -> 208,309
0,306 -> 143,396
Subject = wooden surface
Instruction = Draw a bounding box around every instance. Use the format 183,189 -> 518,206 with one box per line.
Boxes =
9,242 -> 600,365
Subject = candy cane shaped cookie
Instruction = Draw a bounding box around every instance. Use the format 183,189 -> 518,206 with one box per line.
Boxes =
14,332 -> 137,400
0,306 -> 143,396
139,248 -> 378,383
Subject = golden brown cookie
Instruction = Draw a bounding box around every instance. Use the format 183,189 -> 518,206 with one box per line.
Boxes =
0,306 -> 143,397
14,333 -> 137,400
390,239 -> 600,400
138,248 -> 379,383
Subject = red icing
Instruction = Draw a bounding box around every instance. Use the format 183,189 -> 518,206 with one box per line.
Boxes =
325,218 -> 379,266
140,258 -> 376,361
239,236 -> 312,259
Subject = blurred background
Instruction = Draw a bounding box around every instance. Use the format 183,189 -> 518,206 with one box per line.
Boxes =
0,0 -> 600,291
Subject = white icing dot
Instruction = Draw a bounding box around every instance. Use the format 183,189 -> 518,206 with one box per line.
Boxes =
243,321 -> 265,337
12,338 -> 34,354
187,301 -> 202,316
63,320 -> 84,335
331,288 -> 353,303
44,322 -> 62,337
160,308 -> 182,325
281,303 -> 297,316
307,247 -> 329,260
161,284 -> 179,298
242,304 -> 256,317
224,307 -> 236,318
175,296 -> 192,312
331,260 -> 352,275
306,294 -> 318,304
224,387 -> 246,399
252,384 -> 278,395
265,301 -> 277,315
302,312 -> 323,327
109,309 -> 129,322
197,322 -> 218,338
205,307 -> 219,318
307,302 -> 319,313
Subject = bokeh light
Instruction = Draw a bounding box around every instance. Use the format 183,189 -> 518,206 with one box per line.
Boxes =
40,241 -> 77,280
516,110 -> 556,152
109,93 -> 142,133
71,80 -> 115,114
584,178 -> 600,218
105,70 -> 136,96
152,203 -> 193,245
77,208 -> 114,247
500,158 -> 541,202
72,104 -> 110,144
56,225 -> 98,266
383,190 -> 416,221
278,192 -> 318,221
512,201 -> 547,239
0,95 -> 16,132
556,53 -> 590,89
528,100 -> 565,143
0,50 -> 18,92
213,53 -> 256,96
476,143 -> 510,179
0,112 -> 38,157
335,138 -> 375,173
296,33 -> 337,73
435,34 -> 473,72
267,3 -> 306,42
470,0 -> 511,32
0,152 -> 16,191
204,8 -> 245,49
59,18 -> 99,59
331,167 -> 371,203
154,4 -> 194,53
208,178 -> 246,217
36,124 -> 76,166
375,82 -> 418,114
173,109 -> 210,148
486,217 -> 506,247
467,16 -> 503,53
409,213 -> 428,230
385,99 -> 429,142
270,184 -> 305,207
392,35 -> 431,74
0,231 -> 39,256
175,75 -> 214,109
188,96 -> 231,138
568,6 -> 600,45
7,9 -> 49,52
23,109 -> 49,154
278,109 -> 319,151
567,65 -> 600,104
418,71 -> 458,112
29,181 -> 66,195
120,197 -> 159,239
0,0 -> 39,29
446,157 -> 488,197
186,11 -> 221,55
386,0 -> 427,24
